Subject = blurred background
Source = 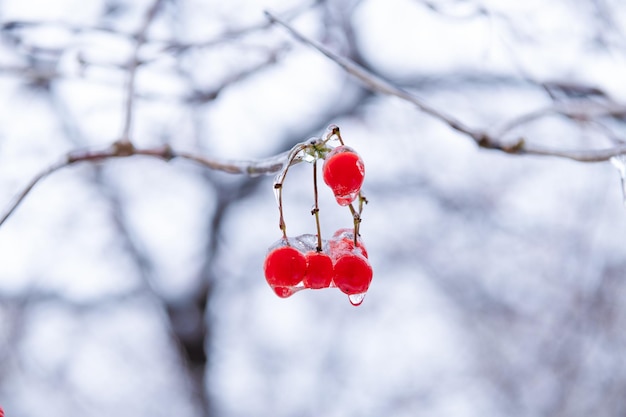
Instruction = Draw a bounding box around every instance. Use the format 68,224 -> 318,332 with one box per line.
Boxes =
1,0 -> 626,416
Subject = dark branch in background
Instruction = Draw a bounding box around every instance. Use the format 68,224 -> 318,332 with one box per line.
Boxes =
119,0 -> 164,143
264,11 -> 626,162
162,0 -> 315,54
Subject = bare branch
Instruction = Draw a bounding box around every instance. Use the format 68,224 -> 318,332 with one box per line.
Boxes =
163,1 -> 315,54
120,0 -> 164,143
265,11 -> 626,163
493,100 -> 626,137
0,158 -> 69,227
0,144 -> 290,228
264,11 -> 482,141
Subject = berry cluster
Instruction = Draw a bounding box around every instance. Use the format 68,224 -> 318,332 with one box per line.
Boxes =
263,126 -> 372,306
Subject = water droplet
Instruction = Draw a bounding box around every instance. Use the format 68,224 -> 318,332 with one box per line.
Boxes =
334,191 -> 359,206
272,285 -> 306,298
610,155 -> 626,208
273,286 -> 294,298
348,292 -> 366,306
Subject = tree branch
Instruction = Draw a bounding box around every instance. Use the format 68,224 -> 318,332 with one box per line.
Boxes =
264,11 -> 482,141
120,0 -> 164,143
265,11 -> 626,163
0,144 -> 289,228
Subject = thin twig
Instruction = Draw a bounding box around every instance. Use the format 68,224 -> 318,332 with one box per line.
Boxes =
264,11 -> 483,141
164,1 -> 315,54
120,0 -> 164,143
265,11 -> 626,163
0,159 -> 69,227
492,101 -> 626,137
517,143 -> 626,162
0,145 -> 290,228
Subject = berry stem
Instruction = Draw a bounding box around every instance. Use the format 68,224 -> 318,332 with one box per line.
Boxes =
348,192 -> 367,245
273,143 -> 307,240
274,183 -> 287,239
312,159 -> 323,251
348,203 -> 361,245
332,125 -> 345,146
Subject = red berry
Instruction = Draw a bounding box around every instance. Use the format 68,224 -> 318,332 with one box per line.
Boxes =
263,246 -> 306,293
303,251 -> 334,289
272,286 -> 299,298
329,228 -> 368,258
332,252 -> 373,295
323,146 -> 365,206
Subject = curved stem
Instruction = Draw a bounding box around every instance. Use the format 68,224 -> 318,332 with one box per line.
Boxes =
271,143 -> 307,239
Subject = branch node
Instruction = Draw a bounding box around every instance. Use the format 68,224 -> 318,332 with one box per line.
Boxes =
476,133 -> 491,148
158,144 -> 175,161
113,140 -> 136,157
504,138 -> 526,154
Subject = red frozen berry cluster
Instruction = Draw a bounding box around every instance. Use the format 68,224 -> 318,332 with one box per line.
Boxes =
264,230 -> 372,305
263,126 -> 372,306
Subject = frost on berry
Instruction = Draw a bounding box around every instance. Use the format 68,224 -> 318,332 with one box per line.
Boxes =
293,234 -> 320,252
332,251 -> 373,296
263,239 -> 307,297
329,228 -> 368,259
322,146 -> 365,206
264,128 -> 372,305
329,229 -> 372,298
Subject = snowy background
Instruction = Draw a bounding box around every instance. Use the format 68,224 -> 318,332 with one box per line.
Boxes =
1,0 -> 626,416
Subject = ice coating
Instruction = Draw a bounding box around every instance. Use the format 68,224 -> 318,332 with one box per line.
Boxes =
272,285 -> 305,298
332,250 -> 373,296
610,155 -> 626,208
335,190 -> 360,206
348,292 -> 366,306
263,244 -> 306,291
263,232 -> 371,305
322,146 -> 365,206
264,128 -> 371,305
293,234 -> 321,252
329,228 -> 368,259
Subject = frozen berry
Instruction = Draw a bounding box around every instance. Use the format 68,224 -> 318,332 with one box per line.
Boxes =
329,228 -> 368,258
303,251 -> 334,289
322,146 -> 365,206
263,246 -> 306,296
332,252 -> 373,295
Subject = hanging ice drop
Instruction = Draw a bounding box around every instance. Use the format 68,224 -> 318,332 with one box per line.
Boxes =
348,292 -> 366,306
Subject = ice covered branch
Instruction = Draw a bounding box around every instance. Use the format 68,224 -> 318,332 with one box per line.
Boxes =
265,11 -> 626,163
0,144 -> 288,228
